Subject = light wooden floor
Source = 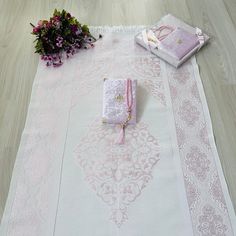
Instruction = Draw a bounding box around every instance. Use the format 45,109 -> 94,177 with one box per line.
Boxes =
0,0 -> 236,221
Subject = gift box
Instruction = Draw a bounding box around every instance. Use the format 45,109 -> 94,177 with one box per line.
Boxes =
135,14 -> 210,68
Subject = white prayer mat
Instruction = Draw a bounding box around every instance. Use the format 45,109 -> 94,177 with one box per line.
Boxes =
1,26 -> 236,236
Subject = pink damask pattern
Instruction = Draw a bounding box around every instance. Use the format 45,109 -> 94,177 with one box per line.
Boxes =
172,64 -> 191,84
185,146 -> 210,181
129,57 -> 166,106
74,120 -> 160,227
178,100 -> 200,126
6,64 -> 71,235
200,125 -> 211,148
191,82 -> 201,101
131,56 -> 161,79
176,126 -> 185,149
167,60 -> 234,235
198,205 -> 227,236
170,85 -> 178,101
184,176 -> 200,211
210,175 -> 227,211
142,79 -> 166,105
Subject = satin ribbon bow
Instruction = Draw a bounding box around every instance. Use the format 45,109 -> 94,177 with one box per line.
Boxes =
142,29 -> 160,51
196,27 -> 205,51
141,25 -> 175,51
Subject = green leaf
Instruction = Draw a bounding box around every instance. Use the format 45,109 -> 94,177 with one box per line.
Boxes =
53,9 -> 60,16
82,24 -> 89,32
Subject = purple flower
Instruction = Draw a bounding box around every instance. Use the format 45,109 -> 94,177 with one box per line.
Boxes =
53,15 -> 60,21
56,36 -> 63,47
37,20 -> 43,26
56,42 -> 62,47
75,28 -> 82,35
54,21 -> 61,29
33,9 -> 96,67
71,24 -> 78,33
46,22 -> 52,28
32,25 -> 42,34
56,36 -> 63,42
33,27 -> 39,33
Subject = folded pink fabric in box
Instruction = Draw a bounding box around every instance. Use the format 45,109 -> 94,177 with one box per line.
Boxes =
102,79 -> 137,125
158,27 -> 200,60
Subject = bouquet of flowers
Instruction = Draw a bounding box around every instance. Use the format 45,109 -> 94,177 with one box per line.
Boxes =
31,9 -> 98,66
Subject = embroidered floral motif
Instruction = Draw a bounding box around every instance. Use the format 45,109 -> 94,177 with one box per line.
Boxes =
191,82 -> 200,101
169,85 -> 178,101
74,120 -> 160,227
184,176 -> 200,211
200,125 -> 211,148
176,126 -> 185,149
168,43 -> 233,235
198,205 -> 227,235
178,100 -> 200,126
210,175 -> 227,211
172,66 -> 190,84
132,56 -> 161,79
130,57 -> 166,105
185,146 -> 210,181
141,79 -> 166,105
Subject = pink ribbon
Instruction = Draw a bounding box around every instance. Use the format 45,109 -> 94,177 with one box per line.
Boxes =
116,79 -> 133,145
154,25 -> 175,41
195,27 -> 205,51
142,25 -> 174,51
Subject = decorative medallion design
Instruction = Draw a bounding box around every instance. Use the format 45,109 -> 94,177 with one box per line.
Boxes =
184,176 -> 200,211
141,79 -> 166,105
185,146 -> 210,181
172,65 -> 190,85
169,85 -> 178,101
191,82 -> 200,101
178,100 -> 200,126
129,56 -> 166,106
200,125 -> 211,148
176,126 -> 185,149
210,175 -> 227,211
198,205 -> 227,236
74,120 -> 160,227
131,56 -> 161,79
